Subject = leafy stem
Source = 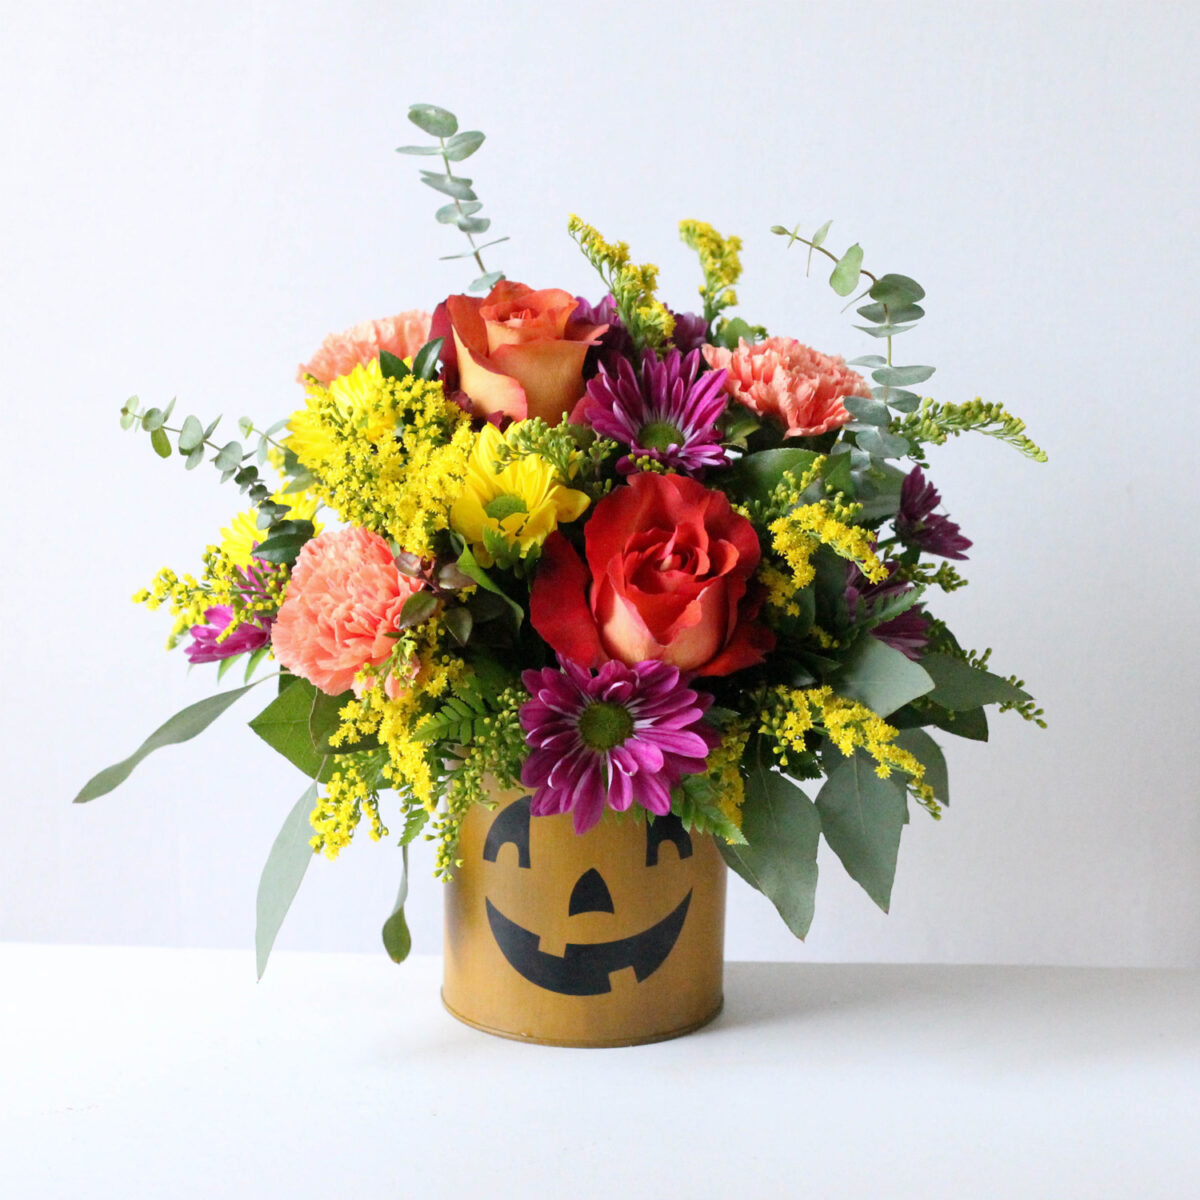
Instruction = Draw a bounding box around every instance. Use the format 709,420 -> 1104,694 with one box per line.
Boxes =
439,139 -> 488,278
779,225 -> 879,287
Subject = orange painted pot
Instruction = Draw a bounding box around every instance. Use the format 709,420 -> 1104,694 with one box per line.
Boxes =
442,787 -> 727,1047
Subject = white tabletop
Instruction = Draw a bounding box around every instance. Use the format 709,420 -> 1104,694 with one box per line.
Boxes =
1,944 -> 1196,1199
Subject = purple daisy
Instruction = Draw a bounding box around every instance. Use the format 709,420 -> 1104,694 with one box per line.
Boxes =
185,604 -> 273,664
579,347 -> 730,476
895,467 -> 972,560
519,658 -> 719,834
845,562 -> 930,662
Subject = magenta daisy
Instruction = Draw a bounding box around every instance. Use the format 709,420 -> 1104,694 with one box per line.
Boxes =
185,604 -> 273,664
519,658 -> 719,834
578,348 -> 729,475
895,467 -> 972,560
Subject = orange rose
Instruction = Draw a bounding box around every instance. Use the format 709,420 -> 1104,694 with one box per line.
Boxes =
432,281 -> 607,422
530,472 -> 774,676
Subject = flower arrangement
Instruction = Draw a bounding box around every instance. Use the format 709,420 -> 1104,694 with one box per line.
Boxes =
77,103 -> 1046,976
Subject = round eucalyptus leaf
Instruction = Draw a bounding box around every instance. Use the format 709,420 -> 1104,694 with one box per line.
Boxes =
407,103 -> 458,138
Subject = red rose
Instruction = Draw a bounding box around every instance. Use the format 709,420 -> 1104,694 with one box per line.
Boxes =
530,472 -> 773,676
432,281 -> 606,423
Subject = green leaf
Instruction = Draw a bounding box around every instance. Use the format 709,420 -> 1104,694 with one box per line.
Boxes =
869,273 -> 925,306
249,676 -> 350,777
381,846 -> 412,964
142,406 -> 165,431
444,130 -> 485,161
722,447 -> 819,504
395,143 -> 443,156
150,427 -> 171,458
400,808 -> 430,845
244,643 -> 272,682
843,395 -> 890,427
835,636 -> 934,717
407,103 -> 458,137
398,589 -> 438,629
857,301 -> 925,325
854,322 -> 919,339
854,427 -> 911,459
202,415 -> 222,440
719,762 -> 821,939
237,416 -> 254,438
892,702 -> 989,742
214,440 -> 243,471
436,200 -> 482,223
455,215 -> 491,234
216,652 -> 244,682
73,679 -> 271,802
921,653 -> 1029,710
379,350 -> 411,380
895,728 -> 949,805
439,235 -> 509,261
874,387 -> 921,413
255,783 -> 317,979
456,546 -> 523,624
872,364 -> 935,387
420,171 -> 476,200
185,445 -> 205,470
178,415 -> 204,452
250,525 -> 311,566
411,336 -> 444,381
470,271 -> 504,294
811,219 -> 832,247
816,749 -> 908,912
847,354 -> 887,368
829,243 -> 864,296
444,605 -> 473,646
119,410 -> 137,431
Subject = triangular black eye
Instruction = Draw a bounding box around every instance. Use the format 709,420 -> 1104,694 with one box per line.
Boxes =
645,813 -> 693,866
483,796 -> 532,868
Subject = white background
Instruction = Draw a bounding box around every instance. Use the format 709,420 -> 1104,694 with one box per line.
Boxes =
2,0 -> 1197,969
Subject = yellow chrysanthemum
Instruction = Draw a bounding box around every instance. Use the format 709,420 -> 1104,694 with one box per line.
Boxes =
219,490 -> 322,568
449,423 -> 590,567
286,358 -> 386,467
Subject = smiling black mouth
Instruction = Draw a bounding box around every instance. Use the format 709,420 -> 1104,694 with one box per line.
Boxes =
485,891 -> 693,996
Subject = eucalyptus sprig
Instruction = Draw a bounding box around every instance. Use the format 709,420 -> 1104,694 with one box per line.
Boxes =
772,222 -> 934,415
119,397 -> 298,529
398,104 -> 508,294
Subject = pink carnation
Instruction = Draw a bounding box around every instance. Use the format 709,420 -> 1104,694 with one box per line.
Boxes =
271,527 -> 425,696
297,310 -> 432,385
701,337 -> 867,438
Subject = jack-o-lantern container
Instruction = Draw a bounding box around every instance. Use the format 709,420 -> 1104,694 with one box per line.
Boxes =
443,786 -> 727,1047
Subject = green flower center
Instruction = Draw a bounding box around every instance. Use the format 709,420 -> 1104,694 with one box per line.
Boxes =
637,420 -> 685,453
484,494 -> 529,523
577,701 -> 634,750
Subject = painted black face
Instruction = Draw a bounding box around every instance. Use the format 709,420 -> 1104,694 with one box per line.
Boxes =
482,797 -> 694,996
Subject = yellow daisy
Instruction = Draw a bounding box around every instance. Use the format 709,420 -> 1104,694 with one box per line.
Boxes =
450,423 -> 590,567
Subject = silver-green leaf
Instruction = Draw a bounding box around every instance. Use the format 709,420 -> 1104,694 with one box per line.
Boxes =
830,244 -> 864,296
407,103 -> 457,138
73,679 -> 270,803
255,784 -> 317,979
720,764 -> 821,939
816,749 -> 908,912
836,637 -> 934,717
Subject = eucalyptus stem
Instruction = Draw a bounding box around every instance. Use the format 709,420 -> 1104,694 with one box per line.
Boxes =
440,139 -> 488,277
783,227 -> 879,286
